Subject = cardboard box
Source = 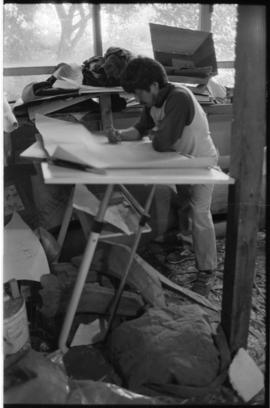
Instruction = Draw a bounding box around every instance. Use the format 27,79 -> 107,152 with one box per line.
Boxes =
150,23 -> 217,84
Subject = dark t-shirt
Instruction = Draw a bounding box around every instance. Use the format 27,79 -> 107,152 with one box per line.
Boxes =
134,84 -> 195,151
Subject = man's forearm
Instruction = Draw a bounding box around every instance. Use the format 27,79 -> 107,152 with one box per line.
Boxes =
106,126 -> 141,144
118,127 -> 141,141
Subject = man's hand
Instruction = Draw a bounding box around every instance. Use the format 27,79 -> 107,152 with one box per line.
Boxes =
106,127 -> 122,144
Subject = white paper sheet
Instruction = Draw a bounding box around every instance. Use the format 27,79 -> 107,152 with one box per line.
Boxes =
20,141 -> 47,160
35,114 -> 216,170
53,77 -> 80,90
4,95 -> 18,133
229,348 -> 264,402
4,212 -> 50,283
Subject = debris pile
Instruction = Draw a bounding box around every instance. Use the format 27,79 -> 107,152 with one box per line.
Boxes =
4,215 -> 265,404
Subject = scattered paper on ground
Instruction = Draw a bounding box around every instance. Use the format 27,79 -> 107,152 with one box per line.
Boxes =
229,347 -> 264,402
4,212 -> 50,282
71,319 -> 105,347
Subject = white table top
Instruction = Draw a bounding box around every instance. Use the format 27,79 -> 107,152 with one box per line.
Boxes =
41,162 -> 234,185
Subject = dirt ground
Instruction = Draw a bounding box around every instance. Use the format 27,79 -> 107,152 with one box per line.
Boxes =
139,229 -> 266,405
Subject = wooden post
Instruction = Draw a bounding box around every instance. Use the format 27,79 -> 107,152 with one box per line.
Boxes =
199,5 -> 213,32
92,4 -> 103,55
221,6 -> 266,353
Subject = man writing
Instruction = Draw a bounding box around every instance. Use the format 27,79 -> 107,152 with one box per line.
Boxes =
107,57 -> 218,297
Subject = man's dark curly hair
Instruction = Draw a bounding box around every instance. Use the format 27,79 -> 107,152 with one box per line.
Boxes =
120,57 -> 168,93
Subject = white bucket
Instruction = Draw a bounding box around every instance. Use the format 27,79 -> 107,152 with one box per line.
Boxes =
4,296 -> 30,357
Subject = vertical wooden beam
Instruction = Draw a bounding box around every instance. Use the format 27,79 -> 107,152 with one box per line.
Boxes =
99,94 -> 113,130
221,6 -> 266,353
199,4 -> 213,32
92,3 -> 103,55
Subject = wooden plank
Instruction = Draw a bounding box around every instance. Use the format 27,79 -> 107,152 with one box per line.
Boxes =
217,61 -> 234,69
204,104 -> 233,116
221,5 -> 266,353
136,254 -> 219,312
76,284 -> 144,316
104,242 -> 219,312
4,66 -> 54,77
40,273 -> 144,318
199,4 -> 212,32
105,242 -> 166,308
168,75 -> 208,85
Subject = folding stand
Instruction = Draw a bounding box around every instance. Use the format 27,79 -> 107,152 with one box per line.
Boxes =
58,184 -> 156,352
58,184 -> 114,352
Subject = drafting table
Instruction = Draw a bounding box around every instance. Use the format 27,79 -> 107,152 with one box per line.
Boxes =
21,103 -> 234,351
39,161 -> 234,351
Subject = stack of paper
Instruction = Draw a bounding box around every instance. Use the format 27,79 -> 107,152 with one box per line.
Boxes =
35,114 -> 216,170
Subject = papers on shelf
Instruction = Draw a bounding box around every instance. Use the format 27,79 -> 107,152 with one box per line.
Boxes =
28,94 -> 93,120
71,319 -> 106,347
20,140 -> 47,160
35,114 -> 216,170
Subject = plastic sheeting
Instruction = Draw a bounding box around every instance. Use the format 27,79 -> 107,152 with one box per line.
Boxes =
108,304 -> 227,397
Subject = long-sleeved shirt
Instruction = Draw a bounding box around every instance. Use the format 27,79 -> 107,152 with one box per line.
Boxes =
134,83 -> 218,160
134,83 -> 194,151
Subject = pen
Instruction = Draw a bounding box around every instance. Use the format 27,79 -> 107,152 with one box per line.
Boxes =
51,158 -> 106,175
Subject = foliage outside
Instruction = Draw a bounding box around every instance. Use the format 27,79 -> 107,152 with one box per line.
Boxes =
4,3 -> 237,100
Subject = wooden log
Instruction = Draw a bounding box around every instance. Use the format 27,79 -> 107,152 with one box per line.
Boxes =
39,274 -> 144,318
104,242 -> 218,312
135,251 -> 219,312
104,241 -> 166,308
77,284 -> 144,316
221,6 -> 266,353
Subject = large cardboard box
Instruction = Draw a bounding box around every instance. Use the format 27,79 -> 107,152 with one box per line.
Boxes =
149,23 -> 217,84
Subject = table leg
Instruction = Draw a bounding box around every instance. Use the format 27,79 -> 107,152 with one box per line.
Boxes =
56,186 -> 75,261
104,185 -> 156,340
58,184 -> 115,352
